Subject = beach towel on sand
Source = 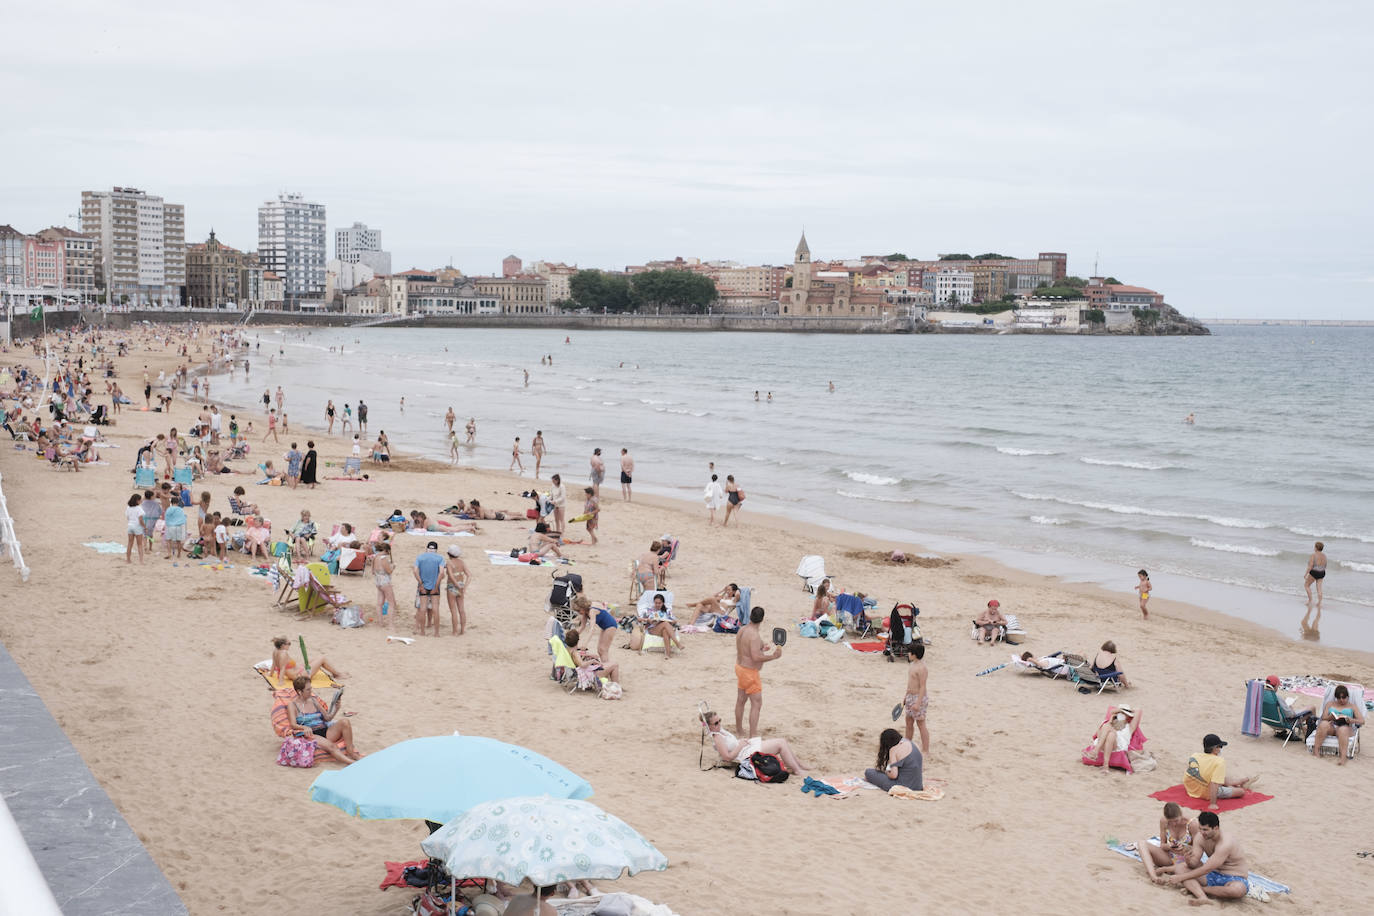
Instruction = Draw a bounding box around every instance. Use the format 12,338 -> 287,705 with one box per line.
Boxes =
485,549 -> 566,568
1107,839 -> 1289,895
844,641 -> 888,654
1149,783 -> 1273,812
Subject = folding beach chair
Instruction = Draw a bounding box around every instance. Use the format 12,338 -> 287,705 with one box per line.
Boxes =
1259,685 -> 1312,747
297,562 -> 349,617
273,554 -> 299,607
172,466 -> 193,485
796,555 -> 827,593
1306,683 -> 1364,759
1065,654 -> 1122,694
547,636 -> 607,695
134,466 -> 156,489
635,590 -> 676,654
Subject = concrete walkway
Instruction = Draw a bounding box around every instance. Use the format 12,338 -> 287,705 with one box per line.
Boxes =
0,640 -> 187,915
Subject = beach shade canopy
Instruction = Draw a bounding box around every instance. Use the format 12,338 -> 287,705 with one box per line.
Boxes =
308,735 -> 593,822
420,796 -> 668,886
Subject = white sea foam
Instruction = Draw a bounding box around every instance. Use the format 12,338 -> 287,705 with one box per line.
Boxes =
1339,560 -> 1374,574
836,489 -> 917,504
601,401 -> 619,406
997,447 -> 1055,456
1289,526 -> 1374,544
845,471 -> 901,486
1013,493 -> 1268,529
1189,538 -> 1281,557
1030,516 -> 1066,525
1080,457 -> 1172,471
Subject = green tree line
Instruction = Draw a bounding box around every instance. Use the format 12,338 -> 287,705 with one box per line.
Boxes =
565,269 -> 718,313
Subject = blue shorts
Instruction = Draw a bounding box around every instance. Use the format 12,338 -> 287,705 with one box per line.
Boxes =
595,608 -> 617,631
1205,872 -> 1248,893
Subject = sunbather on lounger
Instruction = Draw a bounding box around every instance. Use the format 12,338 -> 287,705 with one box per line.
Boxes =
639,593 -> 683,658
976,599 -> 1006,644
271,636 -> 349,681
1094,640 -> 1131,687
565,628 -> 621,685
703,711 -> 809,775
286,675 -> 360,764
686,584 -> 740,618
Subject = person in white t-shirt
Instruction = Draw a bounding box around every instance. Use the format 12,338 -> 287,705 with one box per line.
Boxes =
213,519 -> 228,561
125,493 -> 146,564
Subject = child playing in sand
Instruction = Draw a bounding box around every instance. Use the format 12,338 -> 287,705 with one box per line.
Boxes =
1136,569 -> 1151,619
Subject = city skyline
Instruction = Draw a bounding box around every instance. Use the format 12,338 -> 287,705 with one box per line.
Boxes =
1,1 -> 1370,319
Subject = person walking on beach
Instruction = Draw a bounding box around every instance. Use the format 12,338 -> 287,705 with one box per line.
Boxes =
326,400 -> 336,435
1136,569 -> 1151,619
357,399 -> 367,434
722,474 -> 744,526
262,388 -> 271,412
582,486 -> 599,545
445,406 -> 456,433
531,431 -> 546,478
275,386 -> 284,411
510,437 -> 525,473
1303,541 -> 1327,606
286,442 -> 302,489
620,448 -> 634,501
900,642 -> 930,753
449,430 -> 461,465
735,606 -> 780,739
704,474 -> 725,525
372,542 -> 396,629
340,403 -> 353,436
465,417 -> 476,445
523,368 -> 529,387
263,409 -> 280,443
589,448 -> 605,498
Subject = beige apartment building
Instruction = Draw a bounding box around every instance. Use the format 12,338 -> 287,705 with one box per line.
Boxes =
473,275 -> 551,314
34,227 -> 97,297
186,231 -> 253,308
80,187 -> 185,307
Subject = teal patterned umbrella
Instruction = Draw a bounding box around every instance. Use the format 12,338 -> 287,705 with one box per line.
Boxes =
419,796 -> 667,886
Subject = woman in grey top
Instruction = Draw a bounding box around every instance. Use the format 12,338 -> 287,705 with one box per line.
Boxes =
864,728 -> 923,791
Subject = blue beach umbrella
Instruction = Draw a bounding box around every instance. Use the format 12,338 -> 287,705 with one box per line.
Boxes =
420,796 -> 668,887
308,735 -> 593,822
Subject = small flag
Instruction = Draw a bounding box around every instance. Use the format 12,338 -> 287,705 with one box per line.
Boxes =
30,305 -> 43,320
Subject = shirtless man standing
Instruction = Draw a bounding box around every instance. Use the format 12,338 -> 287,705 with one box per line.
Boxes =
510,436 -> 524,473
1156,811 -> 1251,905
620,448 -> 634,501
589,448 -> 605,498
902,642 -> 930,753
734,606 -> 781,739
531,430 -> 546,478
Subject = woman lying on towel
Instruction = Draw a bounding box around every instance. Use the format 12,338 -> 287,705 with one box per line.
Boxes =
864,728 -> 924,792
286,675 -> 361,764
271,636 -> 349,681
467,499 -> 519,521
703,712 -> 810,775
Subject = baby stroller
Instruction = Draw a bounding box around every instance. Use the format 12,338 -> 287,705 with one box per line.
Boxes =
883,602 -> 921,663
228,441 -> 251,460
547,571 -> 583,630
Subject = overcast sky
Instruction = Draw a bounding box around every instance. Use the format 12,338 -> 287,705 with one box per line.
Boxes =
3,0 -> 1370,318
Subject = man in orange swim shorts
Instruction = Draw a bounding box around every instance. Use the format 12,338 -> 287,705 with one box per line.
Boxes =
734,606 -> 781,738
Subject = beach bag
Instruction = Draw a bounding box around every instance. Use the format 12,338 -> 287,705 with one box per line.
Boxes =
333,605 -> 365,628
798,620 -> 819,638
599,682 -> 623,701
750,752 -> 788,783
824,626 -> 845,644
277,735 -> 316,768
526,508 -> 539,519
626,626 -> 645,652
712,616 -> 740,634
735,756 -> 757,781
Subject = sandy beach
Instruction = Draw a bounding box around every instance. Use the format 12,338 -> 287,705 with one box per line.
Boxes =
2,326 -> 1371,915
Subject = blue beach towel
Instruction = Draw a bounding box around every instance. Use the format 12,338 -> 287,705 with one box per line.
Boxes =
1107,840 -> 1289,895
1241,678 -> 1263,737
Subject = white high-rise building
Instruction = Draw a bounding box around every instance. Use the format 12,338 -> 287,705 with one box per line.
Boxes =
258,193 -> 327,304
335,221 -> 391,276
79,187 -> 185,307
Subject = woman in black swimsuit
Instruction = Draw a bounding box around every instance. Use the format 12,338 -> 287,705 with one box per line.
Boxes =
1304,541 -> 1327,604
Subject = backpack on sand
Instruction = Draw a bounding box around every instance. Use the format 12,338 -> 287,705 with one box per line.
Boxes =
750,752 -> 789,783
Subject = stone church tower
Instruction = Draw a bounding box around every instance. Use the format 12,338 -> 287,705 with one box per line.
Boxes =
792,230 -> 811,312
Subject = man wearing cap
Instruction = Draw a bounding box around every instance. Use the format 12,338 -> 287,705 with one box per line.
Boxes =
1184,735 -> 1260,810
413,541 -> 444,637
975,599 -> 1007,645
1156,811 -> 1251,903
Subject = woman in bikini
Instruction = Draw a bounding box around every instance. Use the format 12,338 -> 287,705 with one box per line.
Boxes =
686,584 -> 741,619
285,675 -> 360,764
1310,684 -> 1363,765
1304,541 -> 1327,605
443,544 -> 471,636
372,542 -> 397,629
270,636 -> 349,682
635,541 -> 665,594
1139,802 -> 1200,880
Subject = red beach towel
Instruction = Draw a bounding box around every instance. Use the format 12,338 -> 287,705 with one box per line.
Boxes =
845,641 -> 888,653
1148,784 -> 1273,812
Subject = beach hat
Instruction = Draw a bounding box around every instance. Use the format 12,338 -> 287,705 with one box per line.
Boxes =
1264,675 -> 1280,689
987,599 -> 1000,608
447,545 -> 462,557
1115,704 -> 1135,718
1203,733 -> 1227,750
426,540 -> 439,550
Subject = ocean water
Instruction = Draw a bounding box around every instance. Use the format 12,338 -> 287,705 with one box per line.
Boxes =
215,325 -> 1374,649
